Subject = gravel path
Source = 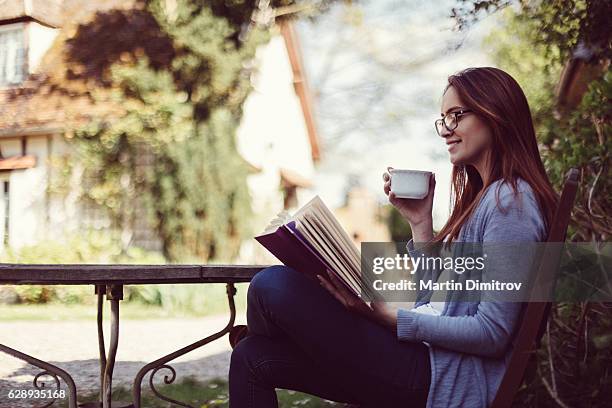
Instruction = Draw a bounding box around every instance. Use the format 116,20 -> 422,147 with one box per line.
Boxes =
0,314 -> 246,407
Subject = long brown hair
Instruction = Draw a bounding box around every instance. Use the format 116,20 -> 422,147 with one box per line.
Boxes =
434,67 -> 558,243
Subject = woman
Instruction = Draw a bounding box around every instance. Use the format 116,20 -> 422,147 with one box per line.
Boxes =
228,67 -> 558,407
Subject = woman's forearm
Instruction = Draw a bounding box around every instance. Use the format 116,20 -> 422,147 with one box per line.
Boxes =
396,302 -> 523,358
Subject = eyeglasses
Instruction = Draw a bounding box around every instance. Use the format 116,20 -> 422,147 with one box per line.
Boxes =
435,109 -> 473,136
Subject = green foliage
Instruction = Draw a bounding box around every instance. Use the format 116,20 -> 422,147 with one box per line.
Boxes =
125,282 -> 249,316
482,7 -> 562,126
10,286 -> 55,304
0,231 -> 165,264
542,72 -> 610,240
513,0 -> 611,62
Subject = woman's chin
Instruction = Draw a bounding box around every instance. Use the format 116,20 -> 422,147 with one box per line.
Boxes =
449,154 -> 464,166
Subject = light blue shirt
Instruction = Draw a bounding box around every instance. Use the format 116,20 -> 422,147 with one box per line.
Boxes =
397,178 -> 547,407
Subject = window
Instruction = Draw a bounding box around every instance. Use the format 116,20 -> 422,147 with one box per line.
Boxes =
0,27 -> 26,86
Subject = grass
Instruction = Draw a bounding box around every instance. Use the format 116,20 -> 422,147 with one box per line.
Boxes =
58,377 -> 344,408
0,283 -> 249,321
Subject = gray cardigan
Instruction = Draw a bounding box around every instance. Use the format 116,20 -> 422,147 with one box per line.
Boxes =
397,178 -> 547,407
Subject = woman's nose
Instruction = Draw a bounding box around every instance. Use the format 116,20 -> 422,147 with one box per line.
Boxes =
440,127 -> 453,138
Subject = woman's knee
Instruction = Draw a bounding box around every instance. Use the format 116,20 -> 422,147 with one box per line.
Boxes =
230,334 -> 278,375
247,265 -> 300,305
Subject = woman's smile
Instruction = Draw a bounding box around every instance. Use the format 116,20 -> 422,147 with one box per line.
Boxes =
446,138 -> 462,152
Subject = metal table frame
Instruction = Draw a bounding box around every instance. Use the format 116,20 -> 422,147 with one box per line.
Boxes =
0,264 -> 266,408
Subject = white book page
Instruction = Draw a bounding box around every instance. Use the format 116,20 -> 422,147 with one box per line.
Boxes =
294,197 -> 360,263
307,200 -> 361,271
295,216 -> 361,294
303,198 -> 380,299
299,214 -> 362,292
300,212 -> 363,290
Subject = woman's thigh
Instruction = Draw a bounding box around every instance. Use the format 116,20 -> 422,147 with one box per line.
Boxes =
245,265 -> 430,396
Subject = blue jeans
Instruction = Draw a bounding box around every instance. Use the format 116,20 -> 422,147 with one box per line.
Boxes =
229,265 -> 431,408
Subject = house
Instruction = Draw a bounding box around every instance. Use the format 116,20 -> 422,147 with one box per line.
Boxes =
235,20 -> 321,264
0,0 -> 65,250
0,0 -> 321,259
555,41 -> 610,113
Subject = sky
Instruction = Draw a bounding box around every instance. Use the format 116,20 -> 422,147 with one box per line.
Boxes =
295,0 -> 501,229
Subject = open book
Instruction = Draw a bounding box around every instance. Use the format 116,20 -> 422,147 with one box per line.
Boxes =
255,195 -> 377,300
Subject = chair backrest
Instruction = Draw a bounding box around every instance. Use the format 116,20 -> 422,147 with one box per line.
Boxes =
490,168 -> 579,408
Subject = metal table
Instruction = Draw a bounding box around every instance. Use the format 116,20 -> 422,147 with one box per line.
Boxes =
0,264 -> 266,408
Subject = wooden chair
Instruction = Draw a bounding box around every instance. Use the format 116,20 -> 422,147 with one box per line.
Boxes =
491,168 -> 579,408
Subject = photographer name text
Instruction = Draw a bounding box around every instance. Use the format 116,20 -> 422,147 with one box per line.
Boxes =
372,279 -> 522,291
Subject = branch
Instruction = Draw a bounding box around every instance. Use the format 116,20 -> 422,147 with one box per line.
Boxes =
574,303 -> 591,379
539,364 -> 572,408
546,320 -> 558,393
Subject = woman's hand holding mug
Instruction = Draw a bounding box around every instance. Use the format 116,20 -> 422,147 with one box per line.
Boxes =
383,166 -> 435,242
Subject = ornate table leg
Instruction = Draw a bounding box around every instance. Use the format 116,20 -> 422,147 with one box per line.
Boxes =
82,284 -> 131,408
0,344 -> 78,408
103,285 -> 123,408
96,285 -> 107,405
131,283 -> 238,408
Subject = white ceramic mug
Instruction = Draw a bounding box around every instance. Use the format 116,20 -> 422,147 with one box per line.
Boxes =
389,169 -> 432,199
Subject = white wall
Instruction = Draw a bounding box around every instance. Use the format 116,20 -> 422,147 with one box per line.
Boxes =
0,134 -> 84,252
44,134 -> 85,237
0,136 -> 46,249
235,32 -> 317,263
27,21 -> 58,74
237,35 -> 315,176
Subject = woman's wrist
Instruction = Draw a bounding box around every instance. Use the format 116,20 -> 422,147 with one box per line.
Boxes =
386,308 -> 398,332
410,219 -> 434,242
